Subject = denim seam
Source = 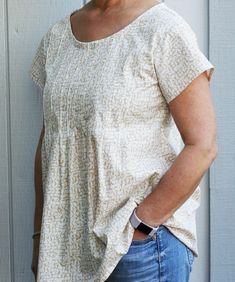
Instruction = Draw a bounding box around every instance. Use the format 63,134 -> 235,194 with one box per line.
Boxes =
186,246 -> 194,273
156,228 -> 165,282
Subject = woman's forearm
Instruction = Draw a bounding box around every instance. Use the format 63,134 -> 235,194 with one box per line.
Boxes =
33,128 -> 44,233
135,143 -> 218,227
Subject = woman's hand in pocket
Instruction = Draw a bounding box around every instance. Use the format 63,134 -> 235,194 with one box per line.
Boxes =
132,228 -> 149,241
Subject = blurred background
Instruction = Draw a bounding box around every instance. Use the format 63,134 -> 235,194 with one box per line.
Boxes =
0,0 -> 234,281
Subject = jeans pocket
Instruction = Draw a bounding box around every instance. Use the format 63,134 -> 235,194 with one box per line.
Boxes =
131,235 -> 155,246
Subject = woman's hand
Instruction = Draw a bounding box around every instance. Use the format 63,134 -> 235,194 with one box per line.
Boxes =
132,228 -> 149,241
31,236 -> 40,280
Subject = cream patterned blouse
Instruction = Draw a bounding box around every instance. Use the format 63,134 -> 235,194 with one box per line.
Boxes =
29,2 -> 215,281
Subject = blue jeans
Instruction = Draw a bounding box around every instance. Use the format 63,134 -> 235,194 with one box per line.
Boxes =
106,225 -> 195,282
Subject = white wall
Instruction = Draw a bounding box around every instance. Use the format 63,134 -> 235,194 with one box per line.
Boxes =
210,0 -> 235,281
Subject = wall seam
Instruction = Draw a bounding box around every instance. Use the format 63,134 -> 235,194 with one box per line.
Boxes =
4,0 -> 14,280
208,0 -> 211,281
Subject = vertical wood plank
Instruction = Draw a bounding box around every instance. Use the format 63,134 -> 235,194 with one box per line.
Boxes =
209,0 -> 235,281
0,0 -> 12,281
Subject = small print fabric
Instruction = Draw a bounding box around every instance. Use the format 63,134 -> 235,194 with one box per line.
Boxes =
29,2 -> 215,281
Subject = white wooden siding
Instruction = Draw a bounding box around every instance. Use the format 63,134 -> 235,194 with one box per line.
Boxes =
209,0 -> 235,281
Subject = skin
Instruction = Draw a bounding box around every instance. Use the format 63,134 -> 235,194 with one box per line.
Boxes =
32,1 -> 218,276
31,120 -> 44,279
70,0 -> 162,42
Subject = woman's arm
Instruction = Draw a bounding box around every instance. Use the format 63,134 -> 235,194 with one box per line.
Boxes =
31,120 -> 44,277
134,71 -> 218,229
33,120 -> 45,232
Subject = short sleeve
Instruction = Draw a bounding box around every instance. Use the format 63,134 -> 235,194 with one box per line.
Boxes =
153,22 -> 215,104
29,29 -> 51,91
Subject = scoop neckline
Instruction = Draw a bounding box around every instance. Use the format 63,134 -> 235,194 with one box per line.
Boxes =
67,2 -> 166,48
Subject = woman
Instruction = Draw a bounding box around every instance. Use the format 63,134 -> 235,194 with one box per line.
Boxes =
29,0 -> 217,281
